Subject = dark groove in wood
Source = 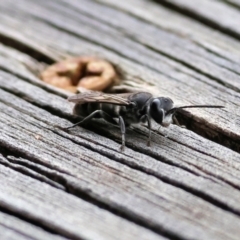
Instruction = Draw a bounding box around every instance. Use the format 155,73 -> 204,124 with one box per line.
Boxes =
0,34 -> 55,64
0,207 -> 83,240
10,117 -> 240,220
0,140 -> 75,178
0,153 -> 65,190
2,30 -> 237,155
0,84 -> 70,120
218,0 -> 240,11
158,130 -> 240,191
152,0 -> 240,42
53,129 -> 240,217
192,41 -> 240,76
137,40 -> 240,92
2,84 -> 240,190
2,126 -> 240,239
176,112 -> 240,153
66,181 -> 184,240
0,67 -> 68,99
0,152 -> 180,240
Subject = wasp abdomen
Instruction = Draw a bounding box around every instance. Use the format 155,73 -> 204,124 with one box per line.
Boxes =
73,102 -> 122,118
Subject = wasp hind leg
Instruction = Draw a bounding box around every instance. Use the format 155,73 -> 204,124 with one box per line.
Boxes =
119,116 -> 126,151
64,110 -> 118,130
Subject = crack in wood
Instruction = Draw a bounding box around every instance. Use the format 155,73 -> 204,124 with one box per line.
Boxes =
0,34 -> 55,64
0,153 -> 65,190
1,133 -> 240,239
1,80 -> 240,187
53,128 -> 240,216
0,70 -> 234,156
83,0 -> 240,78
0,94 -> 240,239
0,153 -> 182,240
0,205 -> 73,239
216,0 -> 240,11
138,42 -> 240,92
0,0 -> 240,239
2,108 -> 240,223
176,113 -> 240,153
152,0 -> 240,41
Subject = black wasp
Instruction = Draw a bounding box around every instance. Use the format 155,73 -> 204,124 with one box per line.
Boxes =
66,91 -> 224,151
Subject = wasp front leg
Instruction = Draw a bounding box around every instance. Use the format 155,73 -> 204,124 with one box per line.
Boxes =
64,110 -> 118,129
140,114 -> 152,147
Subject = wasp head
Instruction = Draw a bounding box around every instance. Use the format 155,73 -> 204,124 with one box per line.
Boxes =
149,97 -> 224,127
150,97 -> 174,127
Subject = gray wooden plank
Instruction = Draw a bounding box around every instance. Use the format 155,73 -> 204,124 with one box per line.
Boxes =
0,74 -> 239,188
96,0 -> 240,65
4,0 -> 240,90
0,0 -> 239,153
0,71 -> 239,183
0,0 -> 240,239
151,0 -> 240,39
0,160 -> 163,240
223,0 -> 240,8
1,0 -> 240,90
0,212 -> 68,240
0,73 -> 240,239
0,24 -> 239,188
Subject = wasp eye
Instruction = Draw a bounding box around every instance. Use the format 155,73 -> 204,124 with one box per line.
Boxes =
150,99 -> 164,124
151,99 -> 160,110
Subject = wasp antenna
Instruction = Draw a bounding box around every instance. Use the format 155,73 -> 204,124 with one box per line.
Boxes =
178,105 -> 224,109
167,105 -> 224,115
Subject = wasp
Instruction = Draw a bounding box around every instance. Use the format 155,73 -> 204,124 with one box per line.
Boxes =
66,91 -> 224,151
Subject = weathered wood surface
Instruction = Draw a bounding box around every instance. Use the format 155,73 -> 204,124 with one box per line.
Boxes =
0,211 -> 67,240
0,0 -> 240,239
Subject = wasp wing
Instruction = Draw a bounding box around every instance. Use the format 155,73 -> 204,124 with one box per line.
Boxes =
68,92 -> 133,106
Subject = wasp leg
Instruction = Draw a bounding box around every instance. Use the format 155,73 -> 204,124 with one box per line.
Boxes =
140,115 -> 151,147
119,116 -> 126,151
146,115 -> 152,147
101,114 -> 119,126
65,110 -> 117,129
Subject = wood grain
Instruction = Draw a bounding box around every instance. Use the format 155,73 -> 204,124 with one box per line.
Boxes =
0,72 -> 240,239
152,0 -> 240,39
0,212 -> 67,240
0,162 -> 163,240
0,0 -> 239,152
223,0 -> 240,8
0,0 -> 240,239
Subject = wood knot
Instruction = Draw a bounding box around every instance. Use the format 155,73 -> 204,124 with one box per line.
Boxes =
40,56 -> 120,93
